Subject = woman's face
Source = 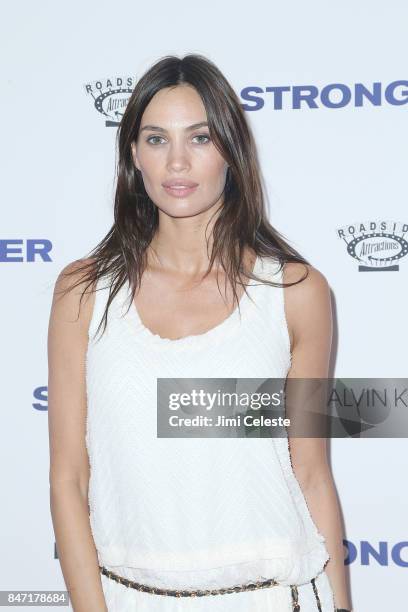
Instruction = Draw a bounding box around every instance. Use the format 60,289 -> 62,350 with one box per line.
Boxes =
131,85 -> 229,218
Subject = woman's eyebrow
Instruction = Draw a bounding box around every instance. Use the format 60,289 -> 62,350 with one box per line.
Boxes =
140,121 -> 208,133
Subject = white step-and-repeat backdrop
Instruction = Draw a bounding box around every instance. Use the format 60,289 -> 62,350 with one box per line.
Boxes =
2,1 -> 407,610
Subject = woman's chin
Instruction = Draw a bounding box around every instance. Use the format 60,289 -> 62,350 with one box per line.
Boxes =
157,202 -> 208,219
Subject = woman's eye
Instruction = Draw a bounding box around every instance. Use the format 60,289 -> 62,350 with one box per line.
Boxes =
192,134 -> 210,144
146,134 -> 211,145
146,135 -> 165,145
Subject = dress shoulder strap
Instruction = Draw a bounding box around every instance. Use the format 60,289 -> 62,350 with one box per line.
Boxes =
255,256 -> 286,303
256,256 -> 292,358
87,274 -> 114,342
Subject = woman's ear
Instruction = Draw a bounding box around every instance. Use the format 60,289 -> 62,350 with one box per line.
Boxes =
130,142 -> 141,172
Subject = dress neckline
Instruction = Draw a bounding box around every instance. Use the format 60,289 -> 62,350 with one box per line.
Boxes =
122,255 -> 263,350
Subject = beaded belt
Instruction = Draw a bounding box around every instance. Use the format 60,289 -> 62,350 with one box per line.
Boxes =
99,565 -> 324,611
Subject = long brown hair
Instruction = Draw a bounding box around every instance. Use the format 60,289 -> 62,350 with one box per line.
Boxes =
59,53 -> 309,340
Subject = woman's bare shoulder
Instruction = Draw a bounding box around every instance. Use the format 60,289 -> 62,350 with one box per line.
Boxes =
281,262 -> 332,351
282,261 -> 329,290
55,256 -> 97,290
51,257 -> 98,333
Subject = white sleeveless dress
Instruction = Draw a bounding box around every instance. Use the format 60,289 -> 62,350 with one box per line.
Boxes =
85,255 -> 336,611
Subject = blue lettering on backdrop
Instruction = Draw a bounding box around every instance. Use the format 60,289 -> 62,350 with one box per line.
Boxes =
355,82 -> 382,107
33,386 -> 48,411
391,542 -> 408,567
240,87 -> 265,110
0,239 -> 52,262
265,86 -> 291,109
240,80 -> 408,110
385,80 -> 408,105
345,540 -> 408,567
320,84 -> 352,108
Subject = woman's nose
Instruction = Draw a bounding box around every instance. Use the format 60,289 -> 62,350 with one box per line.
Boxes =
166,143 -> 191,172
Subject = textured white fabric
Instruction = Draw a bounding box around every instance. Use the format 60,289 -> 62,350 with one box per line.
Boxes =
85,255 -> 334,609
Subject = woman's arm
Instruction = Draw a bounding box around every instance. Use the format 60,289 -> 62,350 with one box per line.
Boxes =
47,260 -> 107,612
283,262 -> 352,611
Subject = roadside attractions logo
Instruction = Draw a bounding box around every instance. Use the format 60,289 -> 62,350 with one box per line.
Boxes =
84,77 -> 136,127
336,220 -> 408,271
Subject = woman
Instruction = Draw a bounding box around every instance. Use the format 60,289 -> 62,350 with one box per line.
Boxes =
47,54 -> 353,611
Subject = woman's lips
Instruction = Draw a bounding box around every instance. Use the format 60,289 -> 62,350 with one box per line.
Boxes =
163,184 -> 198,198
